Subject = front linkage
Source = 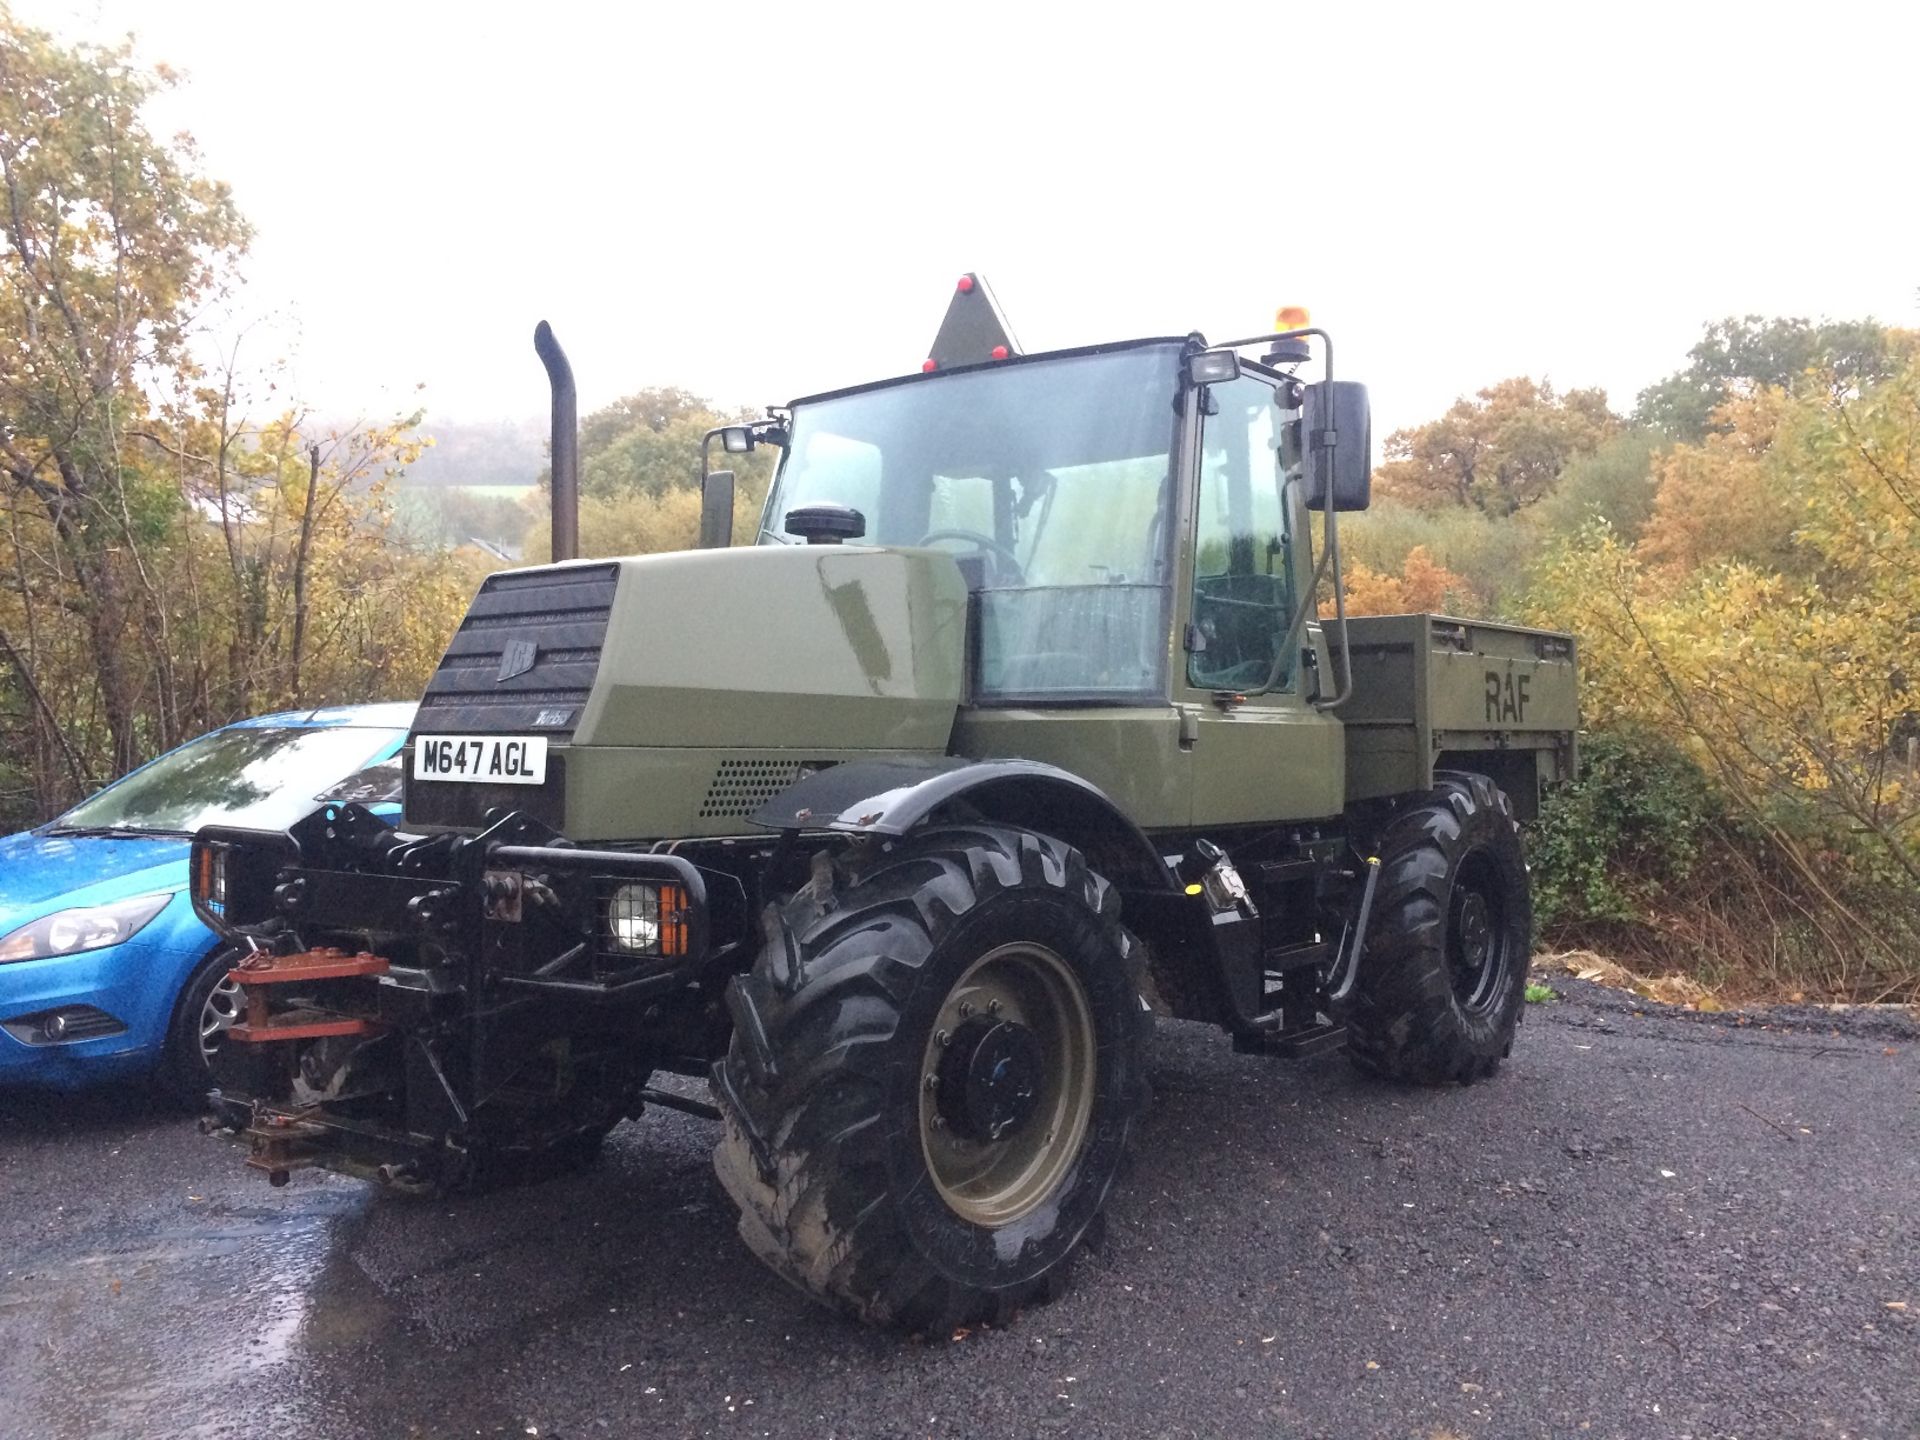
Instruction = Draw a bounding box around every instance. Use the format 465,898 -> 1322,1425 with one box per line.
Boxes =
191,801 -> 719,1189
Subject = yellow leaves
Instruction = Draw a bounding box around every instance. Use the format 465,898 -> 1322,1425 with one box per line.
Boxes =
1341,544 -> 1470,617
1526,354 -> 1920,891
1637,387 -> 1797,576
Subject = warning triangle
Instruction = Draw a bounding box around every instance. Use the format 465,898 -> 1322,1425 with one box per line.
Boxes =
926,274 -> 1022,370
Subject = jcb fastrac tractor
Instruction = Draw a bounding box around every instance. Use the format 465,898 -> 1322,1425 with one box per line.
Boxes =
193,278 -> 1577,1331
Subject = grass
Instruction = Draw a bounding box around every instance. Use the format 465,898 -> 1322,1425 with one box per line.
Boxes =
1524,982 -> 1558,1004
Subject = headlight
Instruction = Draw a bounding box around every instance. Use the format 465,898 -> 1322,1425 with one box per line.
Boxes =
606,882 -> 661,955
0,893 -> 172,964
192,843 -> 227,915
602,881 -> 692,959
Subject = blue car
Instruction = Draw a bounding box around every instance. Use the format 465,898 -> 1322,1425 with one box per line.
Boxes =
0,702 -> 414,1101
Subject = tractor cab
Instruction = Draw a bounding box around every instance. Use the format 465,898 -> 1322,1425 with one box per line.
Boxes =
764,338 -> 1184,704
731,275 -> 1375,829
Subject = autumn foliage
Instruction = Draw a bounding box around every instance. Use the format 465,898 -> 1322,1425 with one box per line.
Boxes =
1342,319 -> 1919,998
1375,377 -> 1617,515
1525,361 -> 1920,997
0,17 -> 480,823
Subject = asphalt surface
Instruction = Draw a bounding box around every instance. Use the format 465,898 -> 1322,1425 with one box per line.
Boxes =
3,980 -> 1917,1440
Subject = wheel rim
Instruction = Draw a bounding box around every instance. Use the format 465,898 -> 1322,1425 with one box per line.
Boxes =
918,941 -> 1096,1228
199,974 -> 244,1065
1447,854 -> 1514,1013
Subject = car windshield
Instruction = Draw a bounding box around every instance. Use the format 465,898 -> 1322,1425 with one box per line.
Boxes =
49,725 -> 407,836
762,346 -> 1183,701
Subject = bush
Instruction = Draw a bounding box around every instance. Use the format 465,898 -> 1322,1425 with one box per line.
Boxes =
1338,500 -> 1543,617
1529,731 -> 1719,933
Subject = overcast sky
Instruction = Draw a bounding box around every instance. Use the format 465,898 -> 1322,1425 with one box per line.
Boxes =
15,0 -> 1920,440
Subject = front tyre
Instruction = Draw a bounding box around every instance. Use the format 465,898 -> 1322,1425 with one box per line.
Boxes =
159,948 -> 246,1109
713,825 -> 1150,1332
1344,772 -> 1532,1085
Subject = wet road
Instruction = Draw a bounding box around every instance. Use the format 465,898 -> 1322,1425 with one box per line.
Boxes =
3,982 -> 1917,1440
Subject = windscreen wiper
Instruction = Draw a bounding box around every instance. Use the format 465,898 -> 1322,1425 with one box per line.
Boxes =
44,824 -> 187,839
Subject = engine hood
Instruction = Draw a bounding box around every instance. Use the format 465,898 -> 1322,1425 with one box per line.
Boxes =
573,545 -> 969,751
0,829 -> 185,931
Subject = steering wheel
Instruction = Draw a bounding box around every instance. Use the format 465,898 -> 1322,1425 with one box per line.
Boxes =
916,527 -> 1027,584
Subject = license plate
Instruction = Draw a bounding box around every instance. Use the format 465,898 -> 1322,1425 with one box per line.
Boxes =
412,735 -> 548,785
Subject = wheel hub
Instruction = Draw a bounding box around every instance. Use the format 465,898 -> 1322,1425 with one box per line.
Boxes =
200,974 -> 244,1063
1448,872 -> 1509,1010
1456,892 -> 1492,970
917,940 -> 1097,1228
937,1018 -> 1044,1141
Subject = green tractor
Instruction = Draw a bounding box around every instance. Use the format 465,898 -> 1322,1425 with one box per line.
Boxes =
193,278 -> 1577,1331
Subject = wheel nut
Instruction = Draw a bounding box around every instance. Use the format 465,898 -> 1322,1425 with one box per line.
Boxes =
936,1029 -> 951,1047
958,1001 -> 974,1018
987,998 -> 1002,1016
924,1073 -> 938,1091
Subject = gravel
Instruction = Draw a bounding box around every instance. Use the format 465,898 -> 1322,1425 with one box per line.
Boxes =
2,981 -> 1916,1439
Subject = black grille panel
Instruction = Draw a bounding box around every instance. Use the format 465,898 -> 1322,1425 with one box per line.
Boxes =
404,754 -> 567,831
414,563 -> 617,736
699,759 -> 805,819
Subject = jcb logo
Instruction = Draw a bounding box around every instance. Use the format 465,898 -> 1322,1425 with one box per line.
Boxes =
1485,670 -> 1531,724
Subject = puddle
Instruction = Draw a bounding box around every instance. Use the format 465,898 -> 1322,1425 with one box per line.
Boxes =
1,1178 -> 387,1440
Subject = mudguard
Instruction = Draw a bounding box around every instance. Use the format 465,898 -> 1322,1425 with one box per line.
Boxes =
750,756 -> 1176,891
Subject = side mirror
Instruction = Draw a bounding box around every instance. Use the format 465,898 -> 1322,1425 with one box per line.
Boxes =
700,470 -> 735,549
720,426 -> 754,455
1303,380 -> 1372,512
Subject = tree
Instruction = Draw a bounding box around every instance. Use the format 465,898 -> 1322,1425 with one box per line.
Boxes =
0,14 -> 248,774
1632,315 -> 1901,442
565,387 -> 775,503
1534,428 -> 1663,543
1373,377 -> 1617,516
1341,544 -> 1470,616
526,385 -> 778,561
0,16 -> 482,825
1633,387 -> 1799,576
1527,354 -> 1920,995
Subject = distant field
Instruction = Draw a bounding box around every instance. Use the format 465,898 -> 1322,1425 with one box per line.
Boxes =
400,482 -> 537,499
450,483 -> 536,499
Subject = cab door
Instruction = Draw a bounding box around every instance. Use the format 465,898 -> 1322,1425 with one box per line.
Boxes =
1176,371 -> 1345,826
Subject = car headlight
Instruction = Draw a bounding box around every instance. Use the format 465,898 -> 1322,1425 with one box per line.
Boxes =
0,893 -> 173,964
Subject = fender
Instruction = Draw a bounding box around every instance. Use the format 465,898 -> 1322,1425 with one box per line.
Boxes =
751,756 -> 1176,892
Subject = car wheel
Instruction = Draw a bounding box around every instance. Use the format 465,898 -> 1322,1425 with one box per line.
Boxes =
160,948 -> 246,1109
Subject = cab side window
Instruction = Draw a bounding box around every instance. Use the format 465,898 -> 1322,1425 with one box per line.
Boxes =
1189,376 -> 1293,691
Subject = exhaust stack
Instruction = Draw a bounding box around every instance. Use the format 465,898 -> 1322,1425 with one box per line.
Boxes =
534,320 -> 579,563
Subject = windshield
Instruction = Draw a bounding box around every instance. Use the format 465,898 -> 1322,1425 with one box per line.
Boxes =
763,346 -> 1183,700
51,725 -> 407,836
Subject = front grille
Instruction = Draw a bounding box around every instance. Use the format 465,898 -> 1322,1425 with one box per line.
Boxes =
413,563 -> 618,738
2,1006 -> 128,1045
699,759 -> 805,819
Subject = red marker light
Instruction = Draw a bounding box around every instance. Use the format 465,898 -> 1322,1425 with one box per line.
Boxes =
991,345 -> 1009,360
922,358 -> 937,372
956,275 -> 975,293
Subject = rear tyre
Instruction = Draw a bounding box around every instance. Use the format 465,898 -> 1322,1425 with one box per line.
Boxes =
1344,772 -> 1531,1085
159,948 -> 247,1109
713,825 -> 1150,1332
